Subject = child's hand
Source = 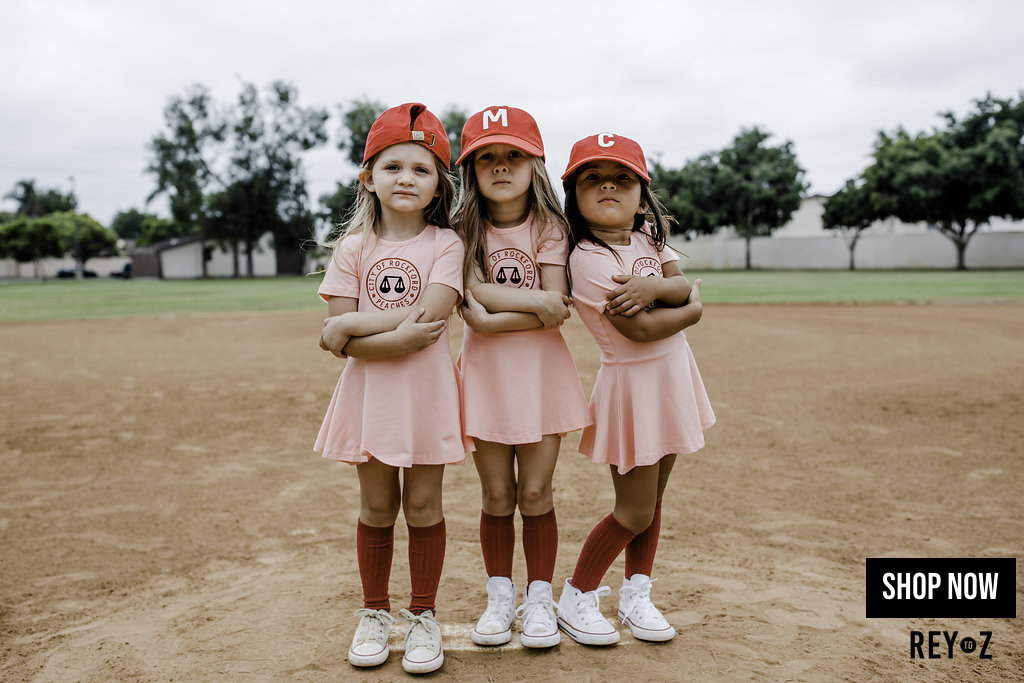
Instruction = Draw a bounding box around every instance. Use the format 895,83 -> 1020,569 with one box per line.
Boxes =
460,290 -> 493,332
688,278 -> 702,303
320,316 -> 351,358
687,278 -> 703,320
606,274 -> 661,316
534,290 -> 572,329
395,307 -> 446,351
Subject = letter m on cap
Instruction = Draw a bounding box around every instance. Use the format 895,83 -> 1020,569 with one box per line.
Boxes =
483,108 -> 508,130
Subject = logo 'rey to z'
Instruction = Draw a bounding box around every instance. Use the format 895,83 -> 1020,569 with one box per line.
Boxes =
488,248 -> 536,289
366,258 -> 421,309
632,256 -> 662,278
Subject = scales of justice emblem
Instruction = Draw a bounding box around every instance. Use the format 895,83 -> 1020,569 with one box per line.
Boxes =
366,258 -> 421,309
488,248 -> 536,289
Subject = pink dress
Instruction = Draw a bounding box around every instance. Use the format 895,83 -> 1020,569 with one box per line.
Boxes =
314,226 -> 469,467
458,214 -> 590,446
568,232 -> 715,473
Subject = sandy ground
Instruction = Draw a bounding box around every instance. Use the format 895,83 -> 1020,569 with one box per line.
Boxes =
1,303 -> 1022,681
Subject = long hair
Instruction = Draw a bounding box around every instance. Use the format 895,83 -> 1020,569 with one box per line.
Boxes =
330,151 -> 456,264
563,172 -> 675,286
563,173 -> 674,258
453,155 -> 568,284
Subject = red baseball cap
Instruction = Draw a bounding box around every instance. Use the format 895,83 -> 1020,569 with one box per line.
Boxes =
363,103 -> 451,169
561,132 -> 650,183
457,106 -> 545,165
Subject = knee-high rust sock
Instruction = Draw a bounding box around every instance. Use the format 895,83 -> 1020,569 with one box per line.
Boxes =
570,514 -> 635,593
407,519 -> 446,615
522,508 -> 557,584
357,520 -> 394,610
479,510 -> 515,578
625,499 -> 662,578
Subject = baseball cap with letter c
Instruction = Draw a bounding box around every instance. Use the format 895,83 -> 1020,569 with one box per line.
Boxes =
561,132 -> 650,183
363,103 -> 451,169
457,106 -> 545,165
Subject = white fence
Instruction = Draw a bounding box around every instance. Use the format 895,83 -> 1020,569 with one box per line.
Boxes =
0,256 -> 130,279
672,230 -> 1024,270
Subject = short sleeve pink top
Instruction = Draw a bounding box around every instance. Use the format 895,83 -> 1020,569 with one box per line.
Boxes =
314,226 -> 469,467
568,232 -> 715,472
458,214 -> 590,445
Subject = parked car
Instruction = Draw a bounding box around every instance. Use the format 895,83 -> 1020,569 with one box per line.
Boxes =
56,267 -> 97,278
109,263 -> 132,279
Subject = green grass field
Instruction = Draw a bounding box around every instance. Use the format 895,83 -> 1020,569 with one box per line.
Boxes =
1,270 -> 1021,323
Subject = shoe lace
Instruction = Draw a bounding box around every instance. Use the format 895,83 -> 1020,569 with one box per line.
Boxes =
400,609 -> 440,650
516,593 -> 559,626
619,576 -> 659,624
353,608 -> 396,644
481,583 -> 516,622
573,585 -> 611,627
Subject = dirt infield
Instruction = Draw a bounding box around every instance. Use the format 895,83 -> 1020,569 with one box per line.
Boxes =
2,304 -> 1022,680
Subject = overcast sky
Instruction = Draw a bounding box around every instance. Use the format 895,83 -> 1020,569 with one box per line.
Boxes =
3,0 -> 1023,226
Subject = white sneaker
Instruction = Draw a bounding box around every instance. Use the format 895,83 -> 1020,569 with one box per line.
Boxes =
517,580 -> 560,648
399,609 -> 444,674
618,574 -> 676,642
556,578 -> 619,645
471,576 -> 516,645
348,608 -> 395,667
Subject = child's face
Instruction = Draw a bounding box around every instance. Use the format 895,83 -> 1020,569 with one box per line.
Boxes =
361,143 -> 440,213
574,160 -> 644,231
473,144 -> 534,206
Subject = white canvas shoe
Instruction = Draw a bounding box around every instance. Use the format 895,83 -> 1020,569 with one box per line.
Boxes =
556,578 -> 619,645
471,576 -> 516,645
618,574 -> 676,642
399,609 -> 444,674
347,608 -> 395,667
517,580 -> 560,648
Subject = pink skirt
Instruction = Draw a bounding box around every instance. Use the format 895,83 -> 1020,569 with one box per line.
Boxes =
579,340 -> 715,473
458,327 -> 591,446
315,347 -> 469,467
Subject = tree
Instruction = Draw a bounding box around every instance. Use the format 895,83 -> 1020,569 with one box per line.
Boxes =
147,81 -> 328,276
4,180 -> 42,218
822,179 -> 876,270
137,217 -> 184,246
212,81 -> 329,276
338,97 -> 386,166
649,156 -> 722,238
318,98 -> 387,245
440,106 -> 469,169
5,180 -> 76,218
110,209 -> 153,241
863,93 -> 1024,269
146,85 -> 227,242
0,217 -> 63,278
653,128 -> 806,268
716,128 -> 806,269
36,211 -> 117,268
36,189 -> 77,215
318,179 -> 359,242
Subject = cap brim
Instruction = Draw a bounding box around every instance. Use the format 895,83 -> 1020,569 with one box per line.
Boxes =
561,155 -> 650,183
457,134 -> 545,165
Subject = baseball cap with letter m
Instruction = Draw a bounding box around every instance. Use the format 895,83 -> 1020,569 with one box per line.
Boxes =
457,106 -> 545,165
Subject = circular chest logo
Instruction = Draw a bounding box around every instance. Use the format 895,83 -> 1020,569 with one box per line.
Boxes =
632,256 -> 662,278
488,248 -> 536,289
366,258 -> 421,309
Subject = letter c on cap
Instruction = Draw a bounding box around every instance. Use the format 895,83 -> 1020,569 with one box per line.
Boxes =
483,108 -> 508,130
598,133 -> 615,147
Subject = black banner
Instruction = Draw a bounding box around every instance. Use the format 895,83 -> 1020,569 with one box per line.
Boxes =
865,558 -> 1016,618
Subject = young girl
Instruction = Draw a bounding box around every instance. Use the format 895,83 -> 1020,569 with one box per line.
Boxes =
452,106 -> 590,649
315,103 -> 467,675
556,133 -> 715,645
